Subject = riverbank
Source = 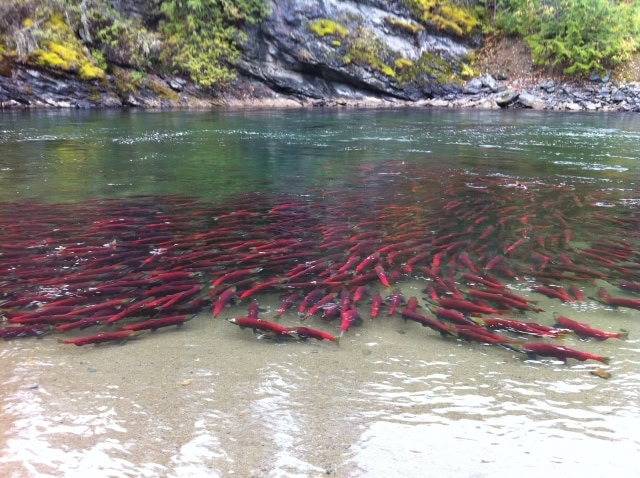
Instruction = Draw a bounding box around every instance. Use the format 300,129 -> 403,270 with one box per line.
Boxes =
3,64 -> 640,112
2,38 -> 640,112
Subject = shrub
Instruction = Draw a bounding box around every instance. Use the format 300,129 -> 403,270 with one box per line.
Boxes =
496,0 -> 640,75
160,0 -> 268,87
92,14 -> 162,70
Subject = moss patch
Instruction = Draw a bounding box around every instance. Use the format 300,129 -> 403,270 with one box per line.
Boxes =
404,0 -> 478,36
24,13 -> 105,80
394,58 -> 415,70
148,79 -> 179,102
309,19 -> 349,38
384,17 -> 424,36
345,27 -> 396,78
396,51 -> 459,86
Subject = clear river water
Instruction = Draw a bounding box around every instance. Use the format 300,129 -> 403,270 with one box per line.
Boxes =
0,108 -> 639,478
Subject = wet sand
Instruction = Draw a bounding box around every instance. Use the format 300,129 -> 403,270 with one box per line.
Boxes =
2,286 -> 639,478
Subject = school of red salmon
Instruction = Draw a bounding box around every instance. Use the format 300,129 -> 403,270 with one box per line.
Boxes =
1,164 -> 638,367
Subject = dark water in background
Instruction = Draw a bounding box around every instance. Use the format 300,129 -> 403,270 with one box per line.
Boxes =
0,108 -> 639,478
1,108 -> 639,202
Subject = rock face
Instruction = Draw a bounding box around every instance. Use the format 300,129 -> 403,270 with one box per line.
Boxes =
235,0 -> 474,104
1,0 -> 479,108
2,0 -> 640,111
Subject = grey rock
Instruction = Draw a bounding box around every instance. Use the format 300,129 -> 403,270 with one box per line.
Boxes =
480,74 -> 498,91
539,80 -> 555,93
464,78 -> 483,93
496,90 -> 519,108
124,94 -> 141,107
517,92 -> 546,110
167,78 -> 185,92
564,102 -> 582,111
236,0 -> 473,103
612,90 -> 627,103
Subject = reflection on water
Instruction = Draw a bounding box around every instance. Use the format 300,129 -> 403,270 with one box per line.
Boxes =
0,109 -> 639,477
349,336 -> 640,477
1,109 -> 640,203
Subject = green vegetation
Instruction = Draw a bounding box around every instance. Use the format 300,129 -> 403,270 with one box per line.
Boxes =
345,27 -> 396,78
394,58 -> 415,70
0,0 -> 268,88
494,0 -> 640,75
309,19 -> 349,38
148,79 -> 180,102
25,13 -> 105,80
2,0 -> 640,91
90,7 -> 162,71
404,0 -> 479,36
396,51 -> 458,85
384,17 -> 424,36
160,0 -> 268,87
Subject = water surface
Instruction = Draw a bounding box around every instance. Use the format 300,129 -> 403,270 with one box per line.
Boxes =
0,108 -> 639,478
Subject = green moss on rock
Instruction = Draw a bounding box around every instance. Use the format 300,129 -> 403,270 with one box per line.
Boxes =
309,19 -> 349,38
384,17 -> 424,35
396,51 -> 459,86
23,13 -> 105,80
404,0 -> 478,36
346,27 -> 396,78
394,58 -> 415,70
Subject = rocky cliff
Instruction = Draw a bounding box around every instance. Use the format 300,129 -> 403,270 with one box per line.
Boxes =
0,0 -> 481,108
233,0 -> 477,105
1,0 -> 639,111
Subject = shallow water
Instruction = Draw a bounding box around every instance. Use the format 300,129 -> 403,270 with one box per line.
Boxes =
1,108 -> 639,477
2,298 -> 639,478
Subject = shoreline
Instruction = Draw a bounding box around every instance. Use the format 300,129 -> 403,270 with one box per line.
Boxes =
2,65 -> 640,113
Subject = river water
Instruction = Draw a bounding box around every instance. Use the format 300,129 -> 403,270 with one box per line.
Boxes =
0,109 -> 639,477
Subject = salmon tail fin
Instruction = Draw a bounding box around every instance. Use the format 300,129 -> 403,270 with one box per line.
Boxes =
334,336 -> 340,346
618,329 -> 629,340
441,325 -> 457,338
600,356 -> 611,365
502,343 -> 526,354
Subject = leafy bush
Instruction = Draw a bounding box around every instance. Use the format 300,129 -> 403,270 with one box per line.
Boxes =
90,7 -> 163,70
496,0 -> 640,75
160,0 -> 268,87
